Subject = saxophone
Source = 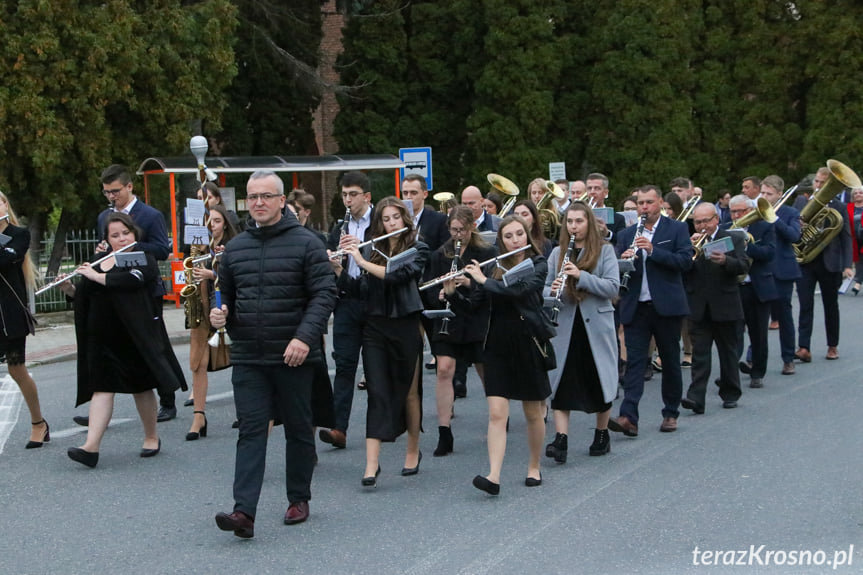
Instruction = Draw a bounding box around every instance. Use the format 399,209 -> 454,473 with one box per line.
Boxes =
181,244 -> 206,328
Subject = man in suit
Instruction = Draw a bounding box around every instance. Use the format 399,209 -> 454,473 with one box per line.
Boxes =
318,170 -> 374,450
741,176 -> 761,201
681,203 -> 749,414
760,176 -> 801,375
402,174 -> 449,252
727,195 -> 776,389
795,166 -> 854,362
89,164 -> 175,422
462,185 -> 499,233
586,173 -> 626,247
609,185 -> 693,436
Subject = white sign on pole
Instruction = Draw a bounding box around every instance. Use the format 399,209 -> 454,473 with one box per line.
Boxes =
548,162 -> 566,182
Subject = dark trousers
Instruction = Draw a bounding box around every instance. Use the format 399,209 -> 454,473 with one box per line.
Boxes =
620,302 -> 683,425
232,363 -> 315,519
771,279 -> 797,363
153,297 -> 175,409
332,297 -> 366,433
687,312 -> 741,406
797,258 -> 842,350
738,285 -> 770,378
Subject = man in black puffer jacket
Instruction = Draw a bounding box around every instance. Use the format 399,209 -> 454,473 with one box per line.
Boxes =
211,170 -> 337,539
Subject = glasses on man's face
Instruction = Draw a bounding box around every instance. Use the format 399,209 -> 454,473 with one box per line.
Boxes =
693,216 -> 716,226
341,191 -> 363,199
247,193 -> 282,203
102,187 -> 125,196
449,226 -> 467,235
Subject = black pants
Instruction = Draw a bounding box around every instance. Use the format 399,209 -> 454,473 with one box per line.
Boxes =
797,258 -> 842,350
231,363 -> 315,519
331,297 -> 366,433
687,312 -> 741,407
738,285 -> 771,378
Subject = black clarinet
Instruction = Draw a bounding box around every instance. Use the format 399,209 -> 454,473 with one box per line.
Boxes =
439,239 -> 462,336
549,235 -> 576,326
619,214 -> 647,294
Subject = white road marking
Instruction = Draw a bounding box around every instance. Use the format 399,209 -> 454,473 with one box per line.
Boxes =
0,375 -> 24,454
50,418 -> 135,439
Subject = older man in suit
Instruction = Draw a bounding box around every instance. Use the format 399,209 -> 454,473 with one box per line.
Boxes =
727,195 -> 776,389
609,185 -> 693,436
681,203 -> 749,413
760,176 -> 801,375
462,185 -> 500,233
402,174 -> 449,252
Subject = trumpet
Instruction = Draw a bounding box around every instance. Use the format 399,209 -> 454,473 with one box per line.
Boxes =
35,242 -> 138,295
691,228 -> 709,260
487,173 -> 519,216
433,192 -> 454,213
619,215 -> 647,294
419,245 -> 532,291
438,239 -> 462,336
547,235 -> 576,326
329,227 -> 408,260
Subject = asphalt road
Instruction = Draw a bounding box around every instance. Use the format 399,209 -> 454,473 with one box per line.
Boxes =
1,294 -> 862,574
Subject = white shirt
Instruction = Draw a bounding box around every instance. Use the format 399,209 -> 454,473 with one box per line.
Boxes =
113,196 -> 138,214
638,218 -> 659,302
413,207 -> 424,238
347,206 -> 372,278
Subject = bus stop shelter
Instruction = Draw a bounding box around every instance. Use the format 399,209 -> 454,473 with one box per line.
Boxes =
136,153 -> 405,305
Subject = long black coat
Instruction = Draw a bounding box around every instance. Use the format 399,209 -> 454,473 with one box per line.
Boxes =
0,224 -> 32,341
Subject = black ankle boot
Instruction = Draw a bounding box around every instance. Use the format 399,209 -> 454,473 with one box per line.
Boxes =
589,428 -> 611,456
433,426 -> 453,457
545,433 -> 567,463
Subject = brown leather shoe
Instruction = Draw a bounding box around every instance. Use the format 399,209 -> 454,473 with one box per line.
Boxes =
794,348 -> 812,363
826,346 -> 839,360
215,510 -> 254,538
318,429 -> 346,449
782,362 -> 795,375
284,501 -> 309,525
659,417 -> 678,432
768,321 -> 779,330
608,415 -> 638,437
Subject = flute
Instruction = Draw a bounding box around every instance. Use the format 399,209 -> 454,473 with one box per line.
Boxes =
329,227 -> 408,260
36,242 -> 138,295
419,245 -> 532,290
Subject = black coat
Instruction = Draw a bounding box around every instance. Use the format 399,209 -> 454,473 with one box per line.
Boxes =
73,253 -> 186,406
684,229 -> 749,323
0,224 -> 32,340
218,216 -> 337,365
415,208 -> 450,253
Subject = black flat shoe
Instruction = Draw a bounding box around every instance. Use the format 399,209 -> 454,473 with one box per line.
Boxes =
361,466 -> 381,487
72,415 -> 89,427
186,411 -> 208,441
183,398 -> 194,407
140,438 -> 161,458
525,474 -> 542,487
401,451 -> 422,476
472,475 -> 500,495
26,419 -> 50,449
68,447 -> 99,468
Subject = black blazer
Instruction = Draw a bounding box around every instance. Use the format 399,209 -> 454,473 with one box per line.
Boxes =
739,219 -> 777,302
415,208 -> 450,253
684,229 -> 748,323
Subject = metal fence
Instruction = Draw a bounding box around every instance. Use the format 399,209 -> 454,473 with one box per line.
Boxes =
33,229 -> 100,313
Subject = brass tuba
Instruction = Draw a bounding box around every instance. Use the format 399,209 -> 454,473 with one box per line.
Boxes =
537,180 -> 565,239
487,173 -> 520,216
432,191 -> 454,213
793,159 -> 861,264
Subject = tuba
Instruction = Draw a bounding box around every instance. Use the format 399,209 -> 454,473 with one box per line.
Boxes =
487,173 -> 520,216
433,192 -> 455,213
537,180 -> 565,239
793,159 -> 861,264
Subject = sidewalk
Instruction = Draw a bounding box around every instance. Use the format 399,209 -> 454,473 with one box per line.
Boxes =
26,304 -> 190,367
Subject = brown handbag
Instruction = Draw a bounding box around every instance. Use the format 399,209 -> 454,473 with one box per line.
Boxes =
207,330 -> 231,372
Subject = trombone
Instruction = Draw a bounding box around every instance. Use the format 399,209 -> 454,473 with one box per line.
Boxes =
35,242 -> 138,295
419,245 -> 532,291
487,173 -> 519,216
677,196 -> 699,221
329,227 -> 408,260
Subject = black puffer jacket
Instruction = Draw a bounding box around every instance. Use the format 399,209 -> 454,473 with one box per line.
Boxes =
218,216 -> 337,365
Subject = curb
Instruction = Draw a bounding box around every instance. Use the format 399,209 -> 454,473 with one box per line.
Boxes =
25,332 -> 191,368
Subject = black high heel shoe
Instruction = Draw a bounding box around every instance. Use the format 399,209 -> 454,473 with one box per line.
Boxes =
140,438 -> 161,458
186,411 -> 208,441
401,451 -> 422,476
26,419 -> 50,449
361,466 -> 381,487
68,447 -> 99,468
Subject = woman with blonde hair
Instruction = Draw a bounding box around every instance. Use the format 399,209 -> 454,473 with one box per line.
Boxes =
0,191 -> 47,448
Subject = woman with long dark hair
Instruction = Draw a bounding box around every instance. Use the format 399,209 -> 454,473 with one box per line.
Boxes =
0,191 -> 47,448
422,206 -> 496,456
333,196 -> 429,487
186,204 -> 237,441
543,202 -> 619,462
513,200 -> 553,258
463,215 -> 551,495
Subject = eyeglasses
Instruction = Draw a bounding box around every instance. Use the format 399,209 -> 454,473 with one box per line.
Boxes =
692,217 -> 716,225
449,226 -> 467,234
102,187 -> 125,196
247,193 -> 282,203
341,191 -> 364,199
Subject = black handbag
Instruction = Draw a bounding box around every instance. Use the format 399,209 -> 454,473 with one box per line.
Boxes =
533,336 -> 557,371
0,273 -> 37,336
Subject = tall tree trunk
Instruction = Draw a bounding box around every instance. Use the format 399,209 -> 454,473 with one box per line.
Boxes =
46,208 -> 74,278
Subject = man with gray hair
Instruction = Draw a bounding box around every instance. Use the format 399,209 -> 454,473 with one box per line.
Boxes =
211,170 -> 337,537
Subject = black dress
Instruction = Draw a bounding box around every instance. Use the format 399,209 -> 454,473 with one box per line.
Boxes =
552,307 -> 611,413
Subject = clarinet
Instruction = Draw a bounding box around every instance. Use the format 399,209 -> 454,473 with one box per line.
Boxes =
549,235 -> 576,326
438,239 -> 462,336
619,214 -> 647,294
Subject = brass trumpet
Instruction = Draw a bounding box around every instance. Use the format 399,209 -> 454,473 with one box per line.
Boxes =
487,173 -> 520,216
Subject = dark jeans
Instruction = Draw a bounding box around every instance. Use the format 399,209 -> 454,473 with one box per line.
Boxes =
153,297 -> 175,409
231,363 -> 315,519
797,258 -> 842,350
687,313 -> 741,406
620,302 -> 683,425
332,297 -> 366,432
738,285 -> 771,378
770,279 -> 796,363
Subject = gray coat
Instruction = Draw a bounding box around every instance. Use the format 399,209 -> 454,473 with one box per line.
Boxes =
543,243 -> 620,403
